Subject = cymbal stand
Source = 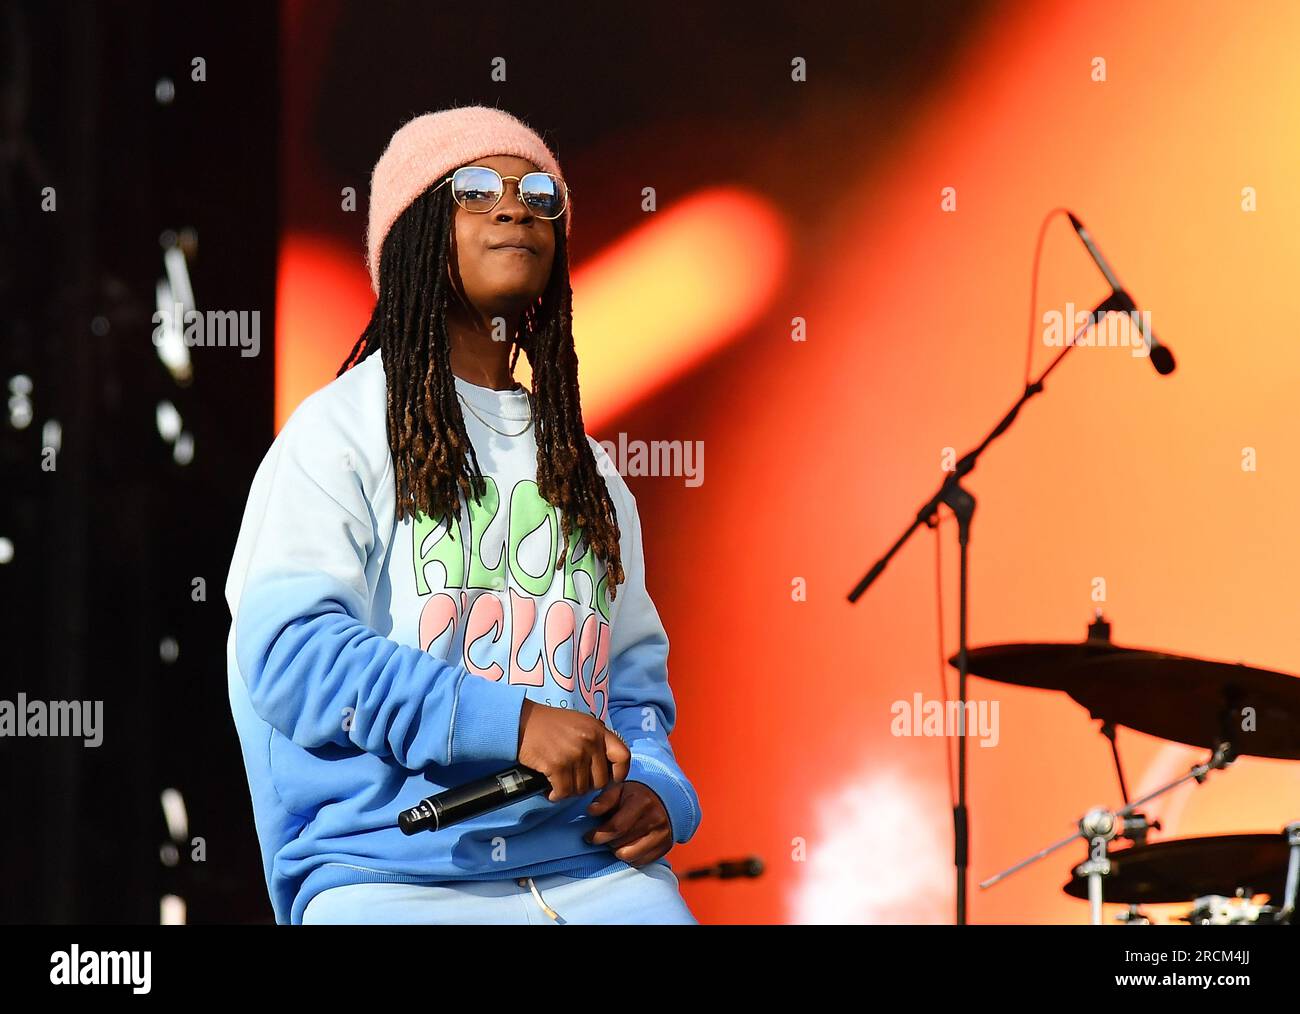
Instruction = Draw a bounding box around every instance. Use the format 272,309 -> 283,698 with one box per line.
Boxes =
1280,821 -> 1300,924
979,741 -> 1235,923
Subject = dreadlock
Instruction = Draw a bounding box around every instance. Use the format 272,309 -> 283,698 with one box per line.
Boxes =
337,181 -> 626,601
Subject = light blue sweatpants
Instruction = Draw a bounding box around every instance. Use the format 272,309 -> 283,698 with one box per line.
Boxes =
301,861 -> 698,925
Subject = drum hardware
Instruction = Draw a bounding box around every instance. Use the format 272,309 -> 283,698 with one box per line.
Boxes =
958,615 -> 1300,761
981,741 -> 1235,924
958,613 -> 1300,924
1179,892 -> 1280,926
1279,820 -> 1300,923
1063,832 -> 1292,921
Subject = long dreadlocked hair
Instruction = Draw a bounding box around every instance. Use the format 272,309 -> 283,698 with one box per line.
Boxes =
336,181 -> 626,600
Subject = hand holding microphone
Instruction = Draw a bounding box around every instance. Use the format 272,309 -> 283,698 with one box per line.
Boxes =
399,698 -> 631,834
515,698 -> 631,802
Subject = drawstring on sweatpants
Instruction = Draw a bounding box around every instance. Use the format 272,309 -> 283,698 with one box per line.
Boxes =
518,877 -> 560,921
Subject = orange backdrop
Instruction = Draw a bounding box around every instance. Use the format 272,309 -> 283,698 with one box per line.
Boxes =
278,0 -> 1300,922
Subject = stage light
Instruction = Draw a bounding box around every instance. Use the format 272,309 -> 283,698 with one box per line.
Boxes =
154,237 -> 197,385
565,187 -> 787,426
155,401 -> 182,443
159,895 -> 186,926
173,432 -> 194,466
41,420 -> 61,452
154,279 -> 190,383
7,400 -> 31,429
8,374 -> 33,429
160,787 -> 188,841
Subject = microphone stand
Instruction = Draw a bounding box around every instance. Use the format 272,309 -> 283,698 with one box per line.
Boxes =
847,289 -> 1135,925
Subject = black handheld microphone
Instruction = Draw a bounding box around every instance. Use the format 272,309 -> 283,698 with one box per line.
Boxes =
681,857 -> 765,880
1066,211 -> 1176,376
398,765 -> 551,835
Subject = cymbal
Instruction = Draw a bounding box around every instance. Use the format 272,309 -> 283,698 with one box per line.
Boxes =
1066,653 -> 1300,760
1062,833 -> 1290,904
952,640 -> 1300,759
951,639 -> 1135,691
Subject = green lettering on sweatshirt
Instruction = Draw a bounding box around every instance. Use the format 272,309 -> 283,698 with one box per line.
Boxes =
412,509 -> 463,595
465,477 -> 505,588
508,480 -> 558,597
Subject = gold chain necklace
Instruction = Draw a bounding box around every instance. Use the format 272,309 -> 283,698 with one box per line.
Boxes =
456,389 -> 534,438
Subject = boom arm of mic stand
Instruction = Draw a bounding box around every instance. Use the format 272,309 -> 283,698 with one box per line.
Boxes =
847,289 -> 1130,603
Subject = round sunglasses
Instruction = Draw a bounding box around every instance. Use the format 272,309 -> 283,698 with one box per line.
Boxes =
431,165 -> 570,220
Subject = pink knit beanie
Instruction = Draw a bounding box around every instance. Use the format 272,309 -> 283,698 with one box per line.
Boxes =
365,105 -> 570,294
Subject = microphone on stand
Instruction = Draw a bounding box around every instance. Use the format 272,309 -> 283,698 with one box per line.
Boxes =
398,765 -> 551,835
1066,211 -> 1176,375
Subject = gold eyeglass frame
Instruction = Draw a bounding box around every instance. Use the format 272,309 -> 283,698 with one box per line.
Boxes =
431,165 -> 570,220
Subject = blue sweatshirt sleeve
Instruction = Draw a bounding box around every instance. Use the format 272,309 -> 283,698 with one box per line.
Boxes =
600,464 -> 702,844
230,396 -> 528,770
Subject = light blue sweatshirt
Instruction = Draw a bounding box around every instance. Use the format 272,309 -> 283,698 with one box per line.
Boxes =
224,348 -> 701,924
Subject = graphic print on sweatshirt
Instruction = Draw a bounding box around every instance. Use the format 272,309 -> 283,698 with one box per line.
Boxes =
411,475 -> 613,722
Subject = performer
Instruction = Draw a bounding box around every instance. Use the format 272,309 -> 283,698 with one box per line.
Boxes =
224,105 -> 701,924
